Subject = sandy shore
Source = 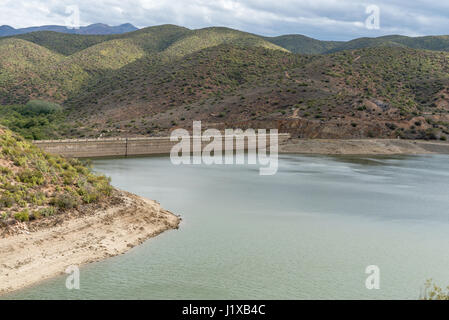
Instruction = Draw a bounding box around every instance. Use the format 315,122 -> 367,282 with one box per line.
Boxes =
0,191 -> 180,296
280,138 -> 449,155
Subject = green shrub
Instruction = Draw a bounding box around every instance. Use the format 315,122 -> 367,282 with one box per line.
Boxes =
24,100 -> 63,115
30,210 -> 42,220
52,192 -> 80,210
0,194 -> 15,208
82,190 -> 99,204
62,170 -> 78,185
29,191 -> 46,205
422,280 -> 449,300
13,157 -> 27,167
0,166 -> 12,175
38,207 -> 57,217
18,169 -> 45,185
0,103 -> 64,140
90,175 -> 113,197
34,159 -> 49,173
14,209 -> 29,222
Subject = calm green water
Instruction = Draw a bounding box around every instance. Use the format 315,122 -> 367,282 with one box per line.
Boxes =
5,154 -> 449,299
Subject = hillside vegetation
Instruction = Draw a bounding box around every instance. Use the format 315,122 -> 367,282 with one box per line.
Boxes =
9,25 -> 449,55
161,27 -> 287,59
11,32 -> 120,55
266,34 -> 449,54
64,39 -> 146,72
0,25 -> 449,140
264,34 -> 342,54
0,26 -> 287,105
326,35 -> 449,53
0,100 -> 65,140
0,127 -> 112,231
63,44 -> 449,140
64,45 -> 304,133
0,38 -> 88,104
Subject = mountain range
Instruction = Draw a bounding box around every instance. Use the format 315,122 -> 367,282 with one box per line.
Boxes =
3,23 -> 449,54
0,23 -> 138,37
0,24 -> 448,140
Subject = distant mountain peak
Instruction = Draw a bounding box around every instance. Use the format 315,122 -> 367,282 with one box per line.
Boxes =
0,23 -> 138,37
0,25 -> 16,36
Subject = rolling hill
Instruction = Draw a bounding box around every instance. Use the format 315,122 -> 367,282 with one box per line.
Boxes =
5,24 -> 449,56
63,38 -> 146,72
63,45 -> 449,140
263,34 -> 342,54
10,25 -> 283,57
0,24 -> 448,140
267,34 -> 449,54
0,26 -> 288,105
0,38 -> 88,104
161,27 -> 287,59
9,32 -> 114,56
325,35 -> 449,53
10,24 -> 190,56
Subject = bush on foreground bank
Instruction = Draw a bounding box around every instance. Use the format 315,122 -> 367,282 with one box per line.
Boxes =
421,279 -> 449,300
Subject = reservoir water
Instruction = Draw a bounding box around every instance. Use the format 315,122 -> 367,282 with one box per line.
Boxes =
6,154 -> 449,299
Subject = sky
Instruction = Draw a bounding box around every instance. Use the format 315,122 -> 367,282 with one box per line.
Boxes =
1,0 -> 449,40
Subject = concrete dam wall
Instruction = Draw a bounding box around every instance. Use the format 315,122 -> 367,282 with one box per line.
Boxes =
33,134 -> 291,158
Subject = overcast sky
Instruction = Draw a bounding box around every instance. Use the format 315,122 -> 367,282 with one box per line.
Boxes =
1,0 -> 448,40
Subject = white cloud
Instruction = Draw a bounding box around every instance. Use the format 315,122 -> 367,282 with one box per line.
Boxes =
0,0 -> 449,40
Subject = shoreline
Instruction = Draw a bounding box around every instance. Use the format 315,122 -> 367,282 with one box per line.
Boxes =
0,190 -> 181,296
279,139 -> 449,155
